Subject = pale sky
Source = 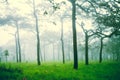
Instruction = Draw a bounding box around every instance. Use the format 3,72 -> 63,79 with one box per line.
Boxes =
0,0 -> 93,46
0,28 -> 13,46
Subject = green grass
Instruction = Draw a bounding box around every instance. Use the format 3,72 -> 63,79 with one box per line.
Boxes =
0,62 -> 120,80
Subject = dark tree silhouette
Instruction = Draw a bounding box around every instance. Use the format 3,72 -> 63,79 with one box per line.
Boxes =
69,0 -> 78,69
79,22 -> 97,65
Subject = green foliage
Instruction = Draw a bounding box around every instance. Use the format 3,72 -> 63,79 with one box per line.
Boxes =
0,62 -> 120,80
106,36 -> 120,61
48,0 -> 66,12
77,0 -> 120,31
95,0 -> 120,29
0,63 -> 23,80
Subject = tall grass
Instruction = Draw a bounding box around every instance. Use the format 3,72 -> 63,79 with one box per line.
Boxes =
0,62 -> 120,80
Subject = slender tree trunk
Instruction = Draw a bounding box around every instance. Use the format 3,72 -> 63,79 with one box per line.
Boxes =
40,51 -> 43,62
85,32 -> 89,65
116,51 -> 119,61
0,57 -> 1,62
6,56 -> 7,62
61,19 -> 65,64
33,0 -> 41,65
58,44 -> 60,61
37,33 -> 41,65
16,21 -> 21,62
72,0 -> 78,69
53,44 -> 55,61
68,39 -> 71,61
43,45 -> 46,62
99,38 -> 103,63
68,45 -> 71,61
15,32 -> 19,63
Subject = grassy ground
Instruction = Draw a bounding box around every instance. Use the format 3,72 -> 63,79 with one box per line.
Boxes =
0,62 -> 120,80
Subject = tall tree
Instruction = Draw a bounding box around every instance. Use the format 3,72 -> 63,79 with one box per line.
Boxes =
33,0 -> 41,65
47,0 -> 69,64
60,18 -> 65,64
99,37 -> 104,63
105,36 -> 120,61
0,14 -> 22,63
15,32 -> 19,62
69,0 -> 78,69
79,22 -> 97,65
76,0 -> 120,63
15,21 -> 22,62
96,26 -> 119,63
9,32 -> 19,63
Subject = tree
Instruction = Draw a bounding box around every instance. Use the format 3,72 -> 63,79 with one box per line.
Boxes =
41,30 -> 60,62
47,0 -> 70,64
33,0 -> 41,65
59,9 -> 71,64
99,37 -> 104,63
15,21 -> 22,62
95,25 -> 119,63
106,36 -> 120,61
69,0 -> 78,69
9,32 -> 19,63
0,47 -> 2,62
76,0 -> 120,63
60,18 -> 65,64
0,15 -> 22,63
79,22 -> 98,65
15,32 -> 19,62
4,50 -> 9,62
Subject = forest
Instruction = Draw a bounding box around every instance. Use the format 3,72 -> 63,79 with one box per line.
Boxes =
0,0 -> 120,80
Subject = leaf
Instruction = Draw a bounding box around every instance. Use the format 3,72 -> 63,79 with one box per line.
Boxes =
52,22 -> 56,25
43,11 -> 48,15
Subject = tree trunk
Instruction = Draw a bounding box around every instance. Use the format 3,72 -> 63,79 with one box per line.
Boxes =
43,45 -> 46,62
99,38 -> 103,63
16,21 -> 21,63
6,56 -> 7,62
85,32 -> 89,65
0,58 -> 1,62
33,0 -> 41,65
58,44 -> 60,61
15,32 -> 19,63
61,19 -> 65,64
53,44 -> 55,61
72,0 -> 78,69
68,44 -> 71,61
37,33 -> 41,65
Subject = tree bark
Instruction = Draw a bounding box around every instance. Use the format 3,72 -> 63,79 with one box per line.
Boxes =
99,38 -> 103,63
53,44 -> 55,61
85,32 -> 89,65
15,32 -> 19,63
61,19 -> 65,64
43,45 -> 46,62
33,0 -> 41,65
16,21 -> 21,62
72,0 -> 78,69
57,44 -> 60,61
68,43 -> 71,61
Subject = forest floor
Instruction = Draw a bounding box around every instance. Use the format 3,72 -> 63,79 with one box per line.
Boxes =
0,61 -> 120,80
